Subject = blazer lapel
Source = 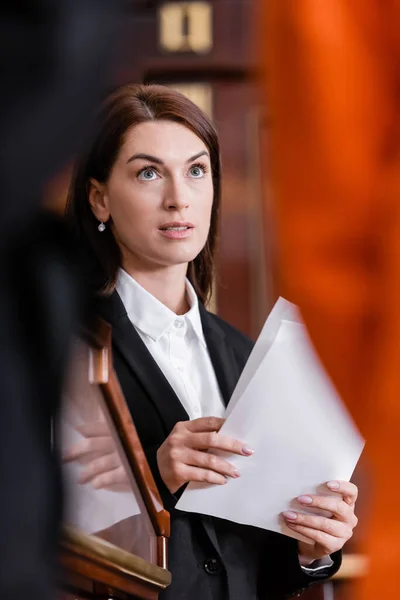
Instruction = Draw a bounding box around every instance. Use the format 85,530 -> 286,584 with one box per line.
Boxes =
97,291 -> 189,436
199,304 -> 240,407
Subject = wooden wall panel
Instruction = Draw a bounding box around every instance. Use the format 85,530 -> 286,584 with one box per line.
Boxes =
213,78 -> 258,336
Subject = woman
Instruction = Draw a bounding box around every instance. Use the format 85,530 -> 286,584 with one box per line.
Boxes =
65,83 -> 358,599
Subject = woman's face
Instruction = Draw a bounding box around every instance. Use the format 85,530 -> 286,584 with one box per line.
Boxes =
90,120 -> 214,272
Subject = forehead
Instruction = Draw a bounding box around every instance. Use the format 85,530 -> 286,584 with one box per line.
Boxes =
119,120 -> 208,162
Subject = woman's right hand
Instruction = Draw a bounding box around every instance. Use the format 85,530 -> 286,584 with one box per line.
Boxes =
157,416 -> 254,494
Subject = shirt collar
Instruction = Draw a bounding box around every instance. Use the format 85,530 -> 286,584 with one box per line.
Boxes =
115,268 -> 207,346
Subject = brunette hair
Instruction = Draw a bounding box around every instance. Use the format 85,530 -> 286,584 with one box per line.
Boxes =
65,83 -> 221,304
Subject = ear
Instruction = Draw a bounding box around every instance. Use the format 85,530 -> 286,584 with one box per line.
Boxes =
88,178 -> 110,222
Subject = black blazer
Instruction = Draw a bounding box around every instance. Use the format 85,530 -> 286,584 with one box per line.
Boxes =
98,291 -> 341,600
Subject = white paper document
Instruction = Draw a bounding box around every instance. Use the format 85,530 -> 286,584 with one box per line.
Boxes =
176,298 -> 364,542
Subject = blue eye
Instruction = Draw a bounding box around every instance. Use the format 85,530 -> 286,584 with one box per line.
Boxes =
189,164 -> 205,178
138,168 -> 158,181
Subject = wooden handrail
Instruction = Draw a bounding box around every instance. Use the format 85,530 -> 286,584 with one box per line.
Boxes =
103,370 -> 170,538
62,526 -> 171,589
88,318 -> 170,541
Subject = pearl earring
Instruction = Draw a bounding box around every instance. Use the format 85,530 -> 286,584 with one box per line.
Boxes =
98,221 -> 106,232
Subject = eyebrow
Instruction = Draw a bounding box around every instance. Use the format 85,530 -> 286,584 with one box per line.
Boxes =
126,150 -> 209,165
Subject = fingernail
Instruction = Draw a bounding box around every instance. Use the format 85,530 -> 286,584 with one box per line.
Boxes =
297,495 -> 313,505
231,469 -> 241,478
282,511 -> 298,521
242,446 -> 254,455
327,480 -> 340,489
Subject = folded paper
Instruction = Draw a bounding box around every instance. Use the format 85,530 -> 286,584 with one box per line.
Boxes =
176,298 -> 364,543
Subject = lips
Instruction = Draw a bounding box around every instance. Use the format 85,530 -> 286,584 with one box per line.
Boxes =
159,222 -> 194,232
158,221 -> 194,240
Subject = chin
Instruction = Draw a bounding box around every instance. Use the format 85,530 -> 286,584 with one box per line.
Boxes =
156,245 -> 203,267
161,253 -> 198,267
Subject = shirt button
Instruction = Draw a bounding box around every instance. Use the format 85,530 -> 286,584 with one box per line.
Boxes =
177,365 -> 184,373
204,557 -> 223,575
174,319 -> 184,329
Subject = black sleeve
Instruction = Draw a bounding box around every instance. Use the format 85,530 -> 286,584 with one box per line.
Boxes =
257,533 -> 342,599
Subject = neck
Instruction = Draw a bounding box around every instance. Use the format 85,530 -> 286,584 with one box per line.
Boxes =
121,260 -> 190,315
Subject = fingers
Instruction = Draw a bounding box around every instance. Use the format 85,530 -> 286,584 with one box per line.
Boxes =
175,464 -> 228,487
77,421 -> 110,438
63,436 -> 115,462
158,418 -> 254,493
296,493 -> 356,524
189,430 -> 253,456
326,480 -> 358,506
285,522 -> 345,554
281,482 -> 358,555
282,511 -> 353,540
184,417 -> 226,433
173,418 -> 254,456
91,466 -> 129,489
185,449 -> 240,479
79,452 -> 122,484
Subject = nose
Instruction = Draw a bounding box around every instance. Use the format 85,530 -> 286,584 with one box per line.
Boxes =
162,176 -> 189,212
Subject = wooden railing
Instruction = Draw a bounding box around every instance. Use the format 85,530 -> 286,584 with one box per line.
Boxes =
58,321 -> 171,599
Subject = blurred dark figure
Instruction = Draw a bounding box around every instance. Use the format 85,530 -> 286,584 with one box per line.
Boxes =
0,3 -> 124,599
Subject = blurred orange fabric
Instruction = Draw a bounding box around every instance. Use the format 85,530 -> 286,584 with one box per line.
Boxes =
259,0 -> 400,596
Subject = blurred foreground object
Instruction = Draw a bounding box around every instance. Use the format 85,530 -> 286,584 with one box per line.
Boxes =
260,1 -> 400,598
0,2 -> 122,599
59,322 -> 171,599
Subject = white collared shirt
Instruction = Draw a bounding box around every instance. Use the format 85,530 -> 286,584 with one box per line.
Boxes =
116,268 -> 225,421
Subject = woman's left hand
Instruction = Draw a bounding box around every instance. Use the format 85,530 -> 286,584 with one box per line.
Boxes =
282,480 -> 358,564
